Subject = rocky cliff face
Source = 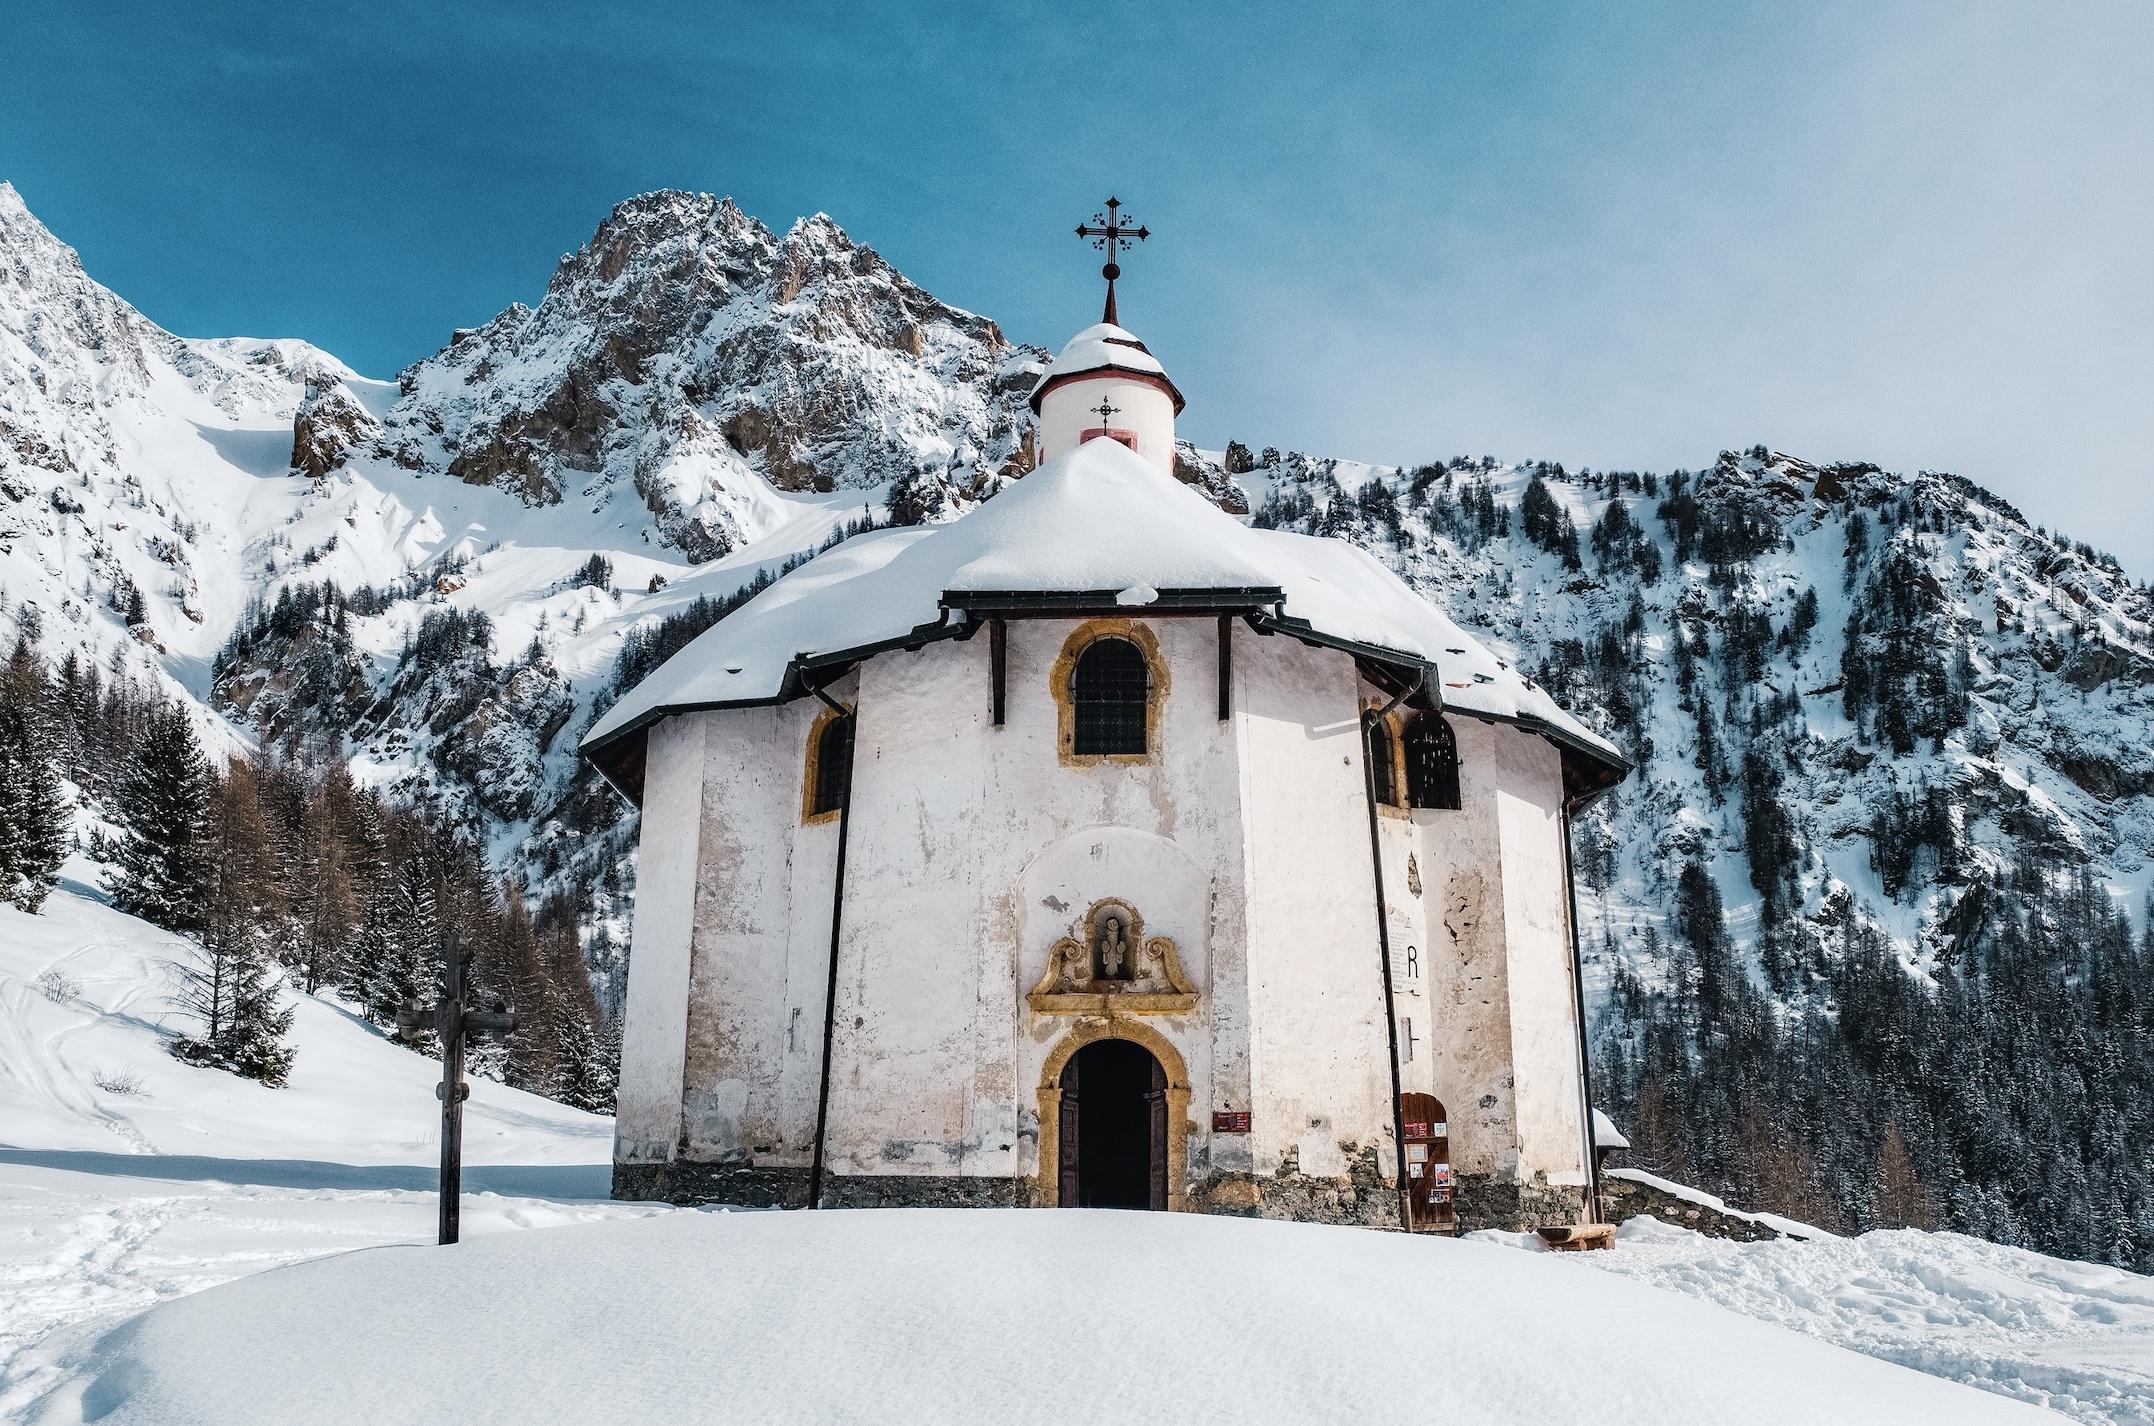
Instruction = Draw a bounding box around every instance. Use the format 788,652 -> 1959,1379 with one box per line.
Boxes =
370,191 -> 1045,560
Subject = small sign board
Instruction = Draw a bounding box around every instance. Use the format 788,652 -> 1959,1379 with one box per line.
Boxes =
1430,1164 -> 1453,1187
1402,1121 -> 1433,1139
1212,1110 -> 1251,1134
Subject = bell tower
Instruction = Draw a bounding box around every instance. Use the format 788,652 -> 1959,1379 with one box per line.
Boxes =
1028,197 -> 1184,474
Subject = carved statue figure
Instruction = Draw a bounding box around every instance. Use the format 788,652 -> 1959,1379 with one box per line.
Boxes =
1097,915 -> 1127,979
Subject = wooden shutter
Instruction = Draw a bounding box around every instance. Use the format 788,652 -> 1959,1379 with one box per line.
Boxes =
1147,1057 -> 1169,1211
1058,1056 -> 1081,1207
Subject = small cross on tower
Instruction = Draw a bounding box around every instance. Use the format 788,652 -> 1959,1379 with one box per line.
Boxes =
1075,196 -> 1149,326
1089,397 -> 1121,428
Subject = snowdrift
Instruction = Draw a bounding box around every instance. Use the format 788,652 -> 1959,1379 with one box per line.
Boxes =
28,1208 -> 2056,1426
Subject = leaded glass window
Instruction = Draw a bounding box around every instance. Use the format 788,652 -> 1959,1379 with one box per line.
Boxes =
809,714 -> 854,816
1072,637 -> 1149,755
1406,713 -> 1461,811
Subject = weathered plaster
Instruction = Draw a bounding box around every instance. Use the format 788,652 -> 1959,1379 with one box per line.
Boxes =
617,615 -> 1593,1233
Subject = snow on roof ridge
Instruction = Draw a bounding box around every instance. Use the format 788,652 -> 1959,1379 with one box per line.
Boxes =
583,437 -> 1625,779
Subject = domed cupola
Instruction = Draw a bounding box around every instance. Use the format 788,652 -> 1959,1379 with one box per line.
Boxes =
1028,196 -> 1183,474
1029,322 -> 1184,474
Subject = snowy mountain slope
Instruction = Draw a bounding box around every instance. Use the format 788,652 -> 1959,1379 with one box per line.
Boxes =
0,857 -> 612,1163
374,189 -> 1043,559
0,182 -> 380,708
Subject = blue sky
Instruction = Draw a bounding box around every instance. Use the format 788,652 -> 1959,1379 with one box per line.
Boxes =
6,1 -> 2151,573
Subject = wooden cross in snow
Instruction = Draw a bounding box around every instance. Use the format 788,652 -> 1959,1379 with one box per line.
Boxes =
1075,196 -> 1149,325
395,929 -> 517,1245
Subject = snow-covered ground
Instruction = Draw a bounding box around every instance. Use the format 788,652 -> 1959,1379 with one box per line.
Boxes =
1606,1218 -> 2154,1426
4,874 -> 2149,1423
16,1208 -> 2063,1426
1480,1217 -> 2154,1425
0,869 -> 658,1416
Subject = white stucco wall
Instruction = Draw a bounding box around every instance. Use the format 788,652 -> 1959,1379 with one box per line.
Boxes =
1491,726 -> 1591,1187
1036,375 -> 1176,474
677,702 -> 815,1162
1410,716 -> 1589,1190
613,713 -> 708,1163
818,615 -> 1247,1187
627,615 -> 1590,1211
1235,646 -> 1400,1184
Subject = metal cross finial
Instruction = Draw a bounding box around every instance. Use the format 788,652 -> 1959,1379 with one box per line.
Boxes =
1090,397 -> 1121,427
1074,195 -> 1150,326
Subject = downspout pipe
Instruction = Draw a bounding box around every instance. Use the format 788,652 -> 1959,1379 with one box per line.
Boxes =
1559,810 -> 1604,1225
1360,669 -> 1424,1232
806,688 -> 856,1209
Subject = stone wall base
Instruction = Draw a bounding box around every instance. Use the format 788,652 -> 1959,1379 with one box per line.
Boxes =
613,1160 -> 811,1208
612,1162 -> 1019,1209
1450,1173 -> 1590,1232
613,1157 -> 1588,1233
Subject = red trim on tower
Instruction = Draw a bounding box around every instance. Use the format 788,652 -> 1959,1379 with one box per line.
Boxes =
1080,427 -> 1140,452
1029,366 -> 1186,416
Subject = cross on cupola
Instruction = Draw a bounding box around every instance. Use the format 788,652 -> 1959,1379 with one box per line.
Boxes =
1089,397 -> 1122,427
1075,196 -> 1149,326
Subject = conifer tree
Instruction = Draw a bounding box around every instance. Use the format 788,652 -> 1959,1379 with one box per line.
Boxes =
110,706 -> 213,934
0,645 -> 71,912
351,855 -> 442,1034
171,758 -> 297,1085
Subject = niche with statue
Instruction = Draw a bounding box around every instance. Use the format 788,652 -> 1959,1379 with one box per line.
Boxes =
1027,897 -> 1197,1014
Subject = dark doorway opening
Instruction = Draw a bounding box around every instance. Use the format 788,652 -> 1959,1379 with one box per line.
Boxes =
1059,1038 -> 1167,1209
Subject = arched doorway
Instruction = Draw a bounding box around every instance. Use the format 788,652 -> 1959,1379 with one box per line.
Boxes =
1059,1038 -> 1168,1209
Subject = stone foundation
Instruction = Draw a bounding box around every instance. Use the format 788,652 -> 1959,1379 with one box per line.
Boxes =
821,1175 -> 1018,1209
612,1155 -> 1589,1233
1449,1173 -> 1590,1232
1186,1143 -> 1402,1227
613,1161 -> 1020,1209
612,1160 -> 811,1208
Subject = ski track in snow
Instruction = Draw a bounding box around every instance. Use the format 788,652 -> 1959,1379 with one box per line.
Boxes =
0,1163 -> 666,1418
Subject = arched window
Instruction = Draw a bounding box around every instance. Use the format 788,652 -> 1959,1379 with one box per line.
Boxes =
1365,712 -> 1403,807
803,711 -> 854,821
1071,637 -> 1150,755
1406,713 -> 1461,811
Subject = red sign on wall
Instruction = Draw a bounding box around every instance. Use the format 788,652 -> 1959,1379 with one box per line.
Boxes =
1212,1110 -> 1251,1133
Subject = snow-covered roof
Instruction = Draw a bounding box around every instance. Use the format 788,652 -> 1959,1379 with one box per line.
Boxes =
1593,1108 -> 1631,1152
584,437 -> 1626,796
1027,322 -> 1184,414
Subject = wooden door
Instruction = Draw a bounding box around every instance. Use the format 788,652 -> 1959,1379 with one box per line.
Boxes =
1147,1057 -> 1169,1211
1399,1093 -> 1455,1232
1058,1055 -> 1081,1207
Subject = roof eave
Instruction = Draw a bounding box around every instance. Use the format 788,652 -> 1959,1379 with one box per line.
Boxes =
1026,365 -> 1187,416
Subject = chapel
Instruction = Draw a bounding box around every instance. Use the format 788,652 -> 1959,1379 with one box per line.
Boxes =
583,205 -> 1628,1232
